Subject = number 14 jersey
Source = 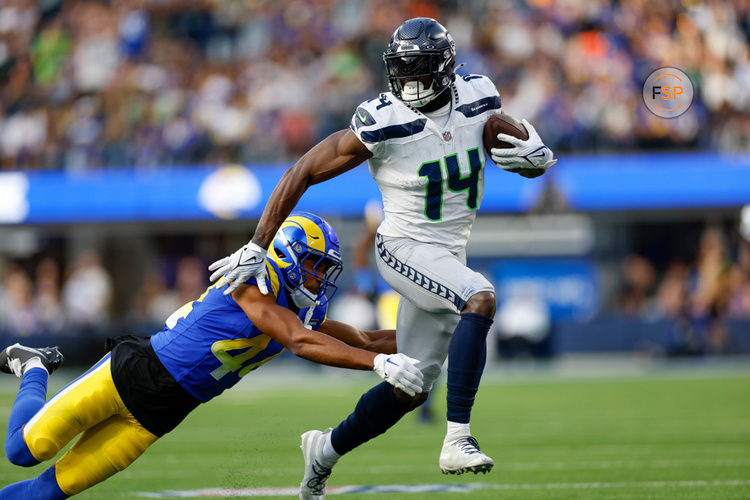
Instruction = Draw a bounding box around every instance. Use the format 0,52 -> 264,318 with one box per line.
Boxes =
350,74 -> 501,254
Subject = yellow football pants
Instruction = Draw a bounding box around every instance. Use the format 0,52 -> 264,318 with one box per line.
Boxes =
21,353 -> 158,496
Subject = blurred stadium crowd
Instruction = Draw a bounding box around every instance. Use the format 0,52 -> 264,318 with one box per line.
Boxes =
616,226 -> 750,354
0,250 -> 207,336
1,0 -> 749,171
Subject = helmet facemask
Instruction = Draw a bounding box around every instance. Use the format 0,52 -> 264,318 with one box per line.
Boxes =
274,232 -> 343,309
383,18 -> 456,108
385,49 -> 454,107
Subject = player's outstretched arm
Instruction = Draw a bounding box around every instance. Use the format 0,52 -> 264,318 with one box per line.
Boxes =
317,319 -> 397,354
232,284 -> 423,394
253,129 -> 373,248
208,130 -> 372,295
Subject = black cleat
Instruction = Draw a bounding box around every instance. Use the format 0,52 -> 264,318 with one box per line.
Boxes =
0,343 -> 64,377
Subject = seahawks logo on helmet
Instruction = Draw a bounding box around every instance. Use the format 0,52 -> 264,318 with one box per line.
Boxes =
383,17 -> 457,107
268,212 -> 343,309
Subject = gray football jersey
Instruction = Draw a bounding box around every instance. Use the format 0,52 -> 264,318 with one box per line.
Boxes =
350,74 -> 501,254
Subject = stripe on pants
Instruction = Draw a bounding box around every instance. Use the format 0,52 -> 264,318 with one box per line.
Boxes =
23,353 -> 112,438
376,234 -> 466,311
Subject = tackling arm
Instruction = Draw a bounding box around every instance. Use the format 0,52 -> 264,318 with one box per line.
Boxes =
232,284 -> 375,370
232,284 -> 423,395
208,130 -> 372,295
318,319 -> 397,354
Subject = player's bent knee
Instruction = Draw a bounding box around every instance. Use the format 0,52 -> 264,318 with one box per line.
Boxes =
5,431 -> 53,466
393,388 -> 429,410
25,436 -> 60,463
58,472 -> 94,496
6,445 -> 38,467
463,291 -> 496,317
56,459 -> 115,496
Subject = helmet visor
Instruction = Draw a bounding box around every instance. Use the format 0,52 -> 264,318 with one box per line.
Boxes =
384,50 -> 447,104
385,50 -> 437,79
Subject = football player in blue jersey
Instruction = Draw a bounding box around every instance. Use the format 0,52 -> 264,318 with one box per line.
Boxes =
207,17 -> 557,499
0,212 -> 423,500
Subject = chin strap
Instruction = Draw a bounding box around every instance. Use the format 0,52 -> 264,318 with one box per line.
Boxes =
290,286 -> 316,309
303,306 -> 315,327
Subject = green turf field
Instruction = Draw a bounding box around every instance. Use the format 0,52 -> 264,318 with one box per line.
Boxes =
1,361 -> 749,499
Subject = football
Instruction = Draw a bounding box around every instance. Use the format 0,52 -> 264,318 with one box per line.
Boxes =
483,112 -> 545,178
483,112 -> 529,152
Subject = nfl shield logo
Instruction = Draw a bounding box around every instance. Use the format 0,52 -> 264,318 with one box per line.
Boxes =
442,131 -> 452,142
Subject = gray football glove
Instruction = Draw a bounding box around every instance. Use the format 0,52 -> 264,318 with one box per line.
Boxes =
490,119 -> 557,173
373,353 -> 424,396
208,241 -> 268,296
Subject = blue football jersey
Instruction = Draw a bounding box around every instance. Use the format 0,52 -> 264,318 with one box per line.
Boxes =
150,260 -> 327,403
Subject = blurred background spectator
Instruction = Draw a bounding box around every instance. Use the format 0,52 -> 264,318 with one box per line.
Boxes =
0,0 -> 748,171
494,289 -> 552,359
0,264 -> 38,336
61,249 -> 113,327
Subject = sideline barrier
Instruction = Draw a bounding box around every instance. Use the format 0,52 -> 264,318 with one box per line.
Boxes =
1,152 -> 748,224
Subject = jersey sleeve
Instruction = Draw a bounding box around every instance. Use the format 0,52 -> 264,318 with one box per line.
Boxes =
471,74 -> 501,100
349,95 -> 392,157
453,74 -> 503,119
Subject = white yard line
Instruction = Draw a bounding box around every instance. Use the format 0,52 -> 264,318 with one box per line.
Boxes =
120,457 -> 750,479
137,480 -> 750,497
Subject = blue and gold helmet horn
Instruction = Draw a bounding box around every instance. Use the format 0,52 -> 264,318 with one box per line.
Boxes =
268,212 -> 343,308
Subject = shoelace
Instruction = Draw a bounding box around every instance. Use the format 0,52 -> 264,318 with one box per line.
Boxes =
306,460 -> 331,494
457,437 -> 482,455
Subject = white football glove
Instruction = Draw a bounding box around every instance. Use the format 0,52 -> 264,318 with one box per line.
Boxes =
208,241 -> 268,296
490,119 -> 557,173
373,353 -> 424,396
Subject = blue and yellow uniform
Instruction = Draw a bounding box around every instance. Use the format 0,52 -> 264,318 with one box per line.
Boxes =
152,259 -> 326,403
1,212 -> 342,499
14,261 -> 327,497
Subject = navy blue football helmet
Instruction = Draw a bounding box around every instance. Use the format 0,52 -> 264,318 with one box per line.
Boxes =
383,18 -> 456,107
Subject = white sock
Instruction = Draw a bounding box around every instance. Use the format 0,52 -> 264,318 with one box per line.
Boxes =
320,432 -> 340,468
445,421 -> 471,441
22,357 -> 48,376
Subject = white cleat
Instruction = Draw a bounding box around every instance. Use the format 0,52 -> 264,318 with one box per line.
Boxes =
439,436 -> 494,475
299,429 -> 333,500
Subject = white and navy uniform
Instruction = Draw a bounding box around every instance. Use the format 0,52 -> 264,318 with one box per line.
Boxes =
350,74 -> 499,389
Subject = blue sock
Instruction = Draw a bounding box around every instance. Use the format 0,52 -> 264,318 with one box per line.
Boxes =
446,312 -> 493,424
330,382 -> 410,455
0,466 -> 67,499
5,367 -> 48,466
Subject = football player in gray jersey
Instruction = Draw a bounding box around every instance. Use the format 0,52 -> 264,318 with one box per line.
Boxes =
207,17 -> 556,498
